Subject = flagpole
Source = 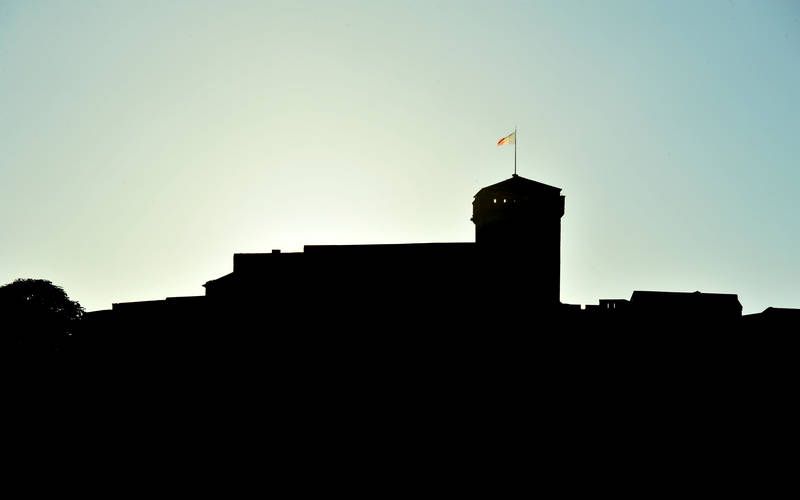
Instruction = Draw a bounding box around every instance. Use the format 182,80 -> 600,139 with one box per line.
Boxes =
514,126 -> 517,176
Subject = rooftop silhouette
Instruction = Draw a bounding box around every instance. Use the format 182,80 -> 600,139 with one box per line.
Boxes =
78,173 -> 796,353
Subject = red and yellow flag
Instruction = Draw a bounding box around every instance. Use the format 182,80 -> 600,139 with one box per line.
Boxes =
497,131 -> 516,146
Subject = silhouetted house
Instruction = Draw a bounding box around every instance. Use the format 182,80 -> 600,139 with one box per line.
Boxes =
566,292 -> 744,330
628,290 -> 742,325
742,307 -> 800,330
203,174 -> 567,321
204,244 -> 479,331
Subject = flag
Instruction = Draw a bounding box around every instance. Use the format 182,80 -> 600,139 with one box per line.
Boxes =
497,131 -> 516,146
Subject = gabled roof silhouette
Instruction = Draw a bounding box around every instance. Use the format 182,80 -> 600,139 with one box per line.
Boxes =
748,307 -> 800,318
630,290 -> 742,314
475,174 -> 562,197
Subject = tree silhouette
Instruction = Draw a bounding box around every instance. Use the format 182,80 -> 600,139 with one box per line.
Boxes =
0,279 -> 84,352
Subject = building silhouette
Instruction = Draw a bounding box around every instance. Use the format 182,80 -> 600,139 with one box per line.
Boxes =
82,174 -> 797,347
472,174 -> 564,306
67,173 -> 797,488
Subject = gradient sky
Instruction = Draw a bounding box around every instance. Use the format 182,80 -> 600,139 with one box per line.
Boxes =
1,0 -> 798,313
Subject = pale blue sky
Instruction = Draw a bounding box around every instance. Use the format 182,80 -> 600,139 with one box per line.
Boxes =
1,0 -> 798,313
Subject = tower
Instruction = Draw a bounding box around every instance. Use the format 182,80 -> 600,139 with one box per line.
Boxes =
472,174 -> 565,306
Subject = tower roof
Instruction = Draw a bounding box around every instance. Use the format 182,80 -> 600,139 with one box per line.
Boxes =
474,174 -> 562,198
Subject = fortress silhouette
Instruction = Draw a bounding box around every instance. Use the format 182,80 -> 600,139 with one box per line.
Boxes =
72,174 -> 796,489
84,174 -> 796,348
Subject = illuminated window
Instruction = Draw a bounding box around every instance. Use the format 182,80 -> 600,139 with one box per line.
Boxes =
493,199 -> 496,203
503,199 -> 507,203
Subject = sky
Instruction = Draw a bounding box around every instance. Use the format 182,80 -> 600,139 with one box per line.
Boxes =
1,0 -> 798,314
